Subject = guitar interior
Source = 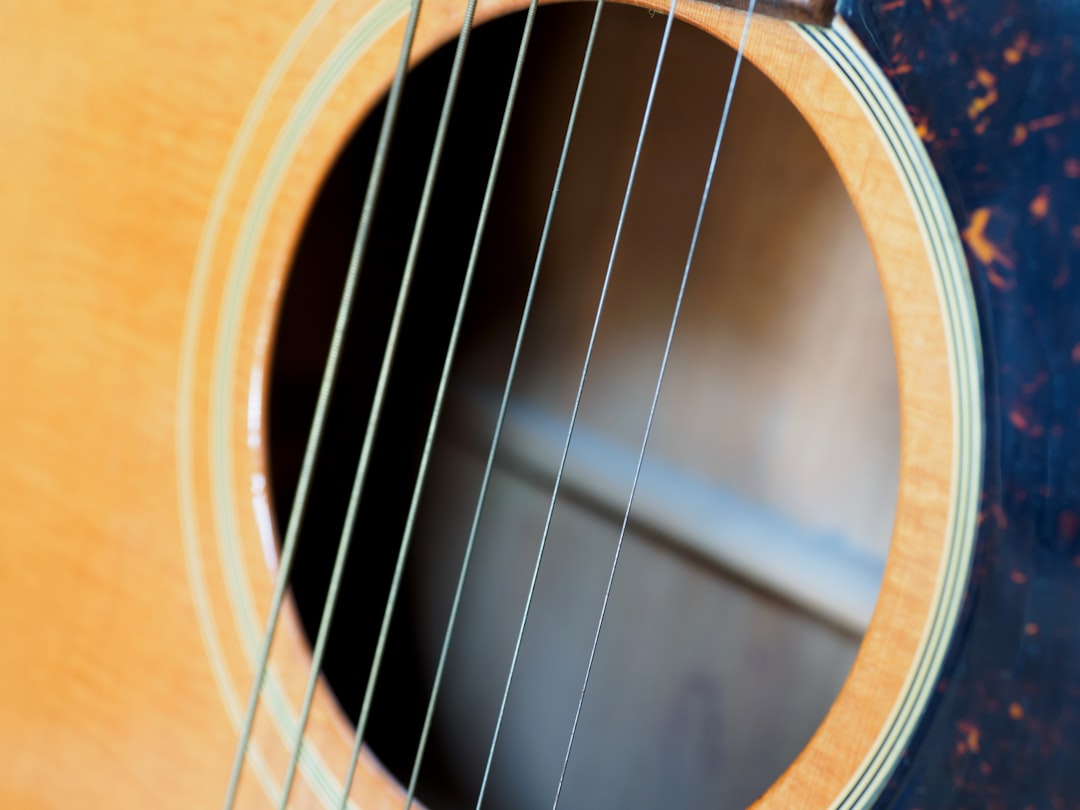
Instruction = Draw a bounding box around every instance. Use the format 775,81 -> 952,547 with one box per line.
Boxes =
267,4 -> 899,808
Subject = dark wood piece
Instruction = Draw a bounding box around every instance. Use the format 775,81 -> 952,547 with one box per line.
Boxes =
844,0 -> 1080,806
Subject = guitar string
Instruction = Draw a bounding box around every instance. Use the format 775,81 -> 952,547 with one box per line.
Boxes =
275,0 -> 485,805
401,2 -> 607,806
221,0 -> 425,804
230,1 -> 750,805
550,4 -> 756,805
329,2 -> 545,807
473,2 -> 680,806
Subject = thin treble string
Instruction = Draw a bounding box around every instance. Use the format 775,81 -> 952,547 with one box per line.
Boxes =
275,0 -> 484,805
221,0 -> 425,804
403,2 -> 607,806
474,4 -> 680,807
550,4 -> 757,807
329,0 -> 485,804
331,2 -> 543,807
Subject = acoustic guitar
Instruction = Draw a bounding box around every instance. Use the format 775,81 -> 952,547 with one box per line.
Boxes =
1,0 -> 1076,807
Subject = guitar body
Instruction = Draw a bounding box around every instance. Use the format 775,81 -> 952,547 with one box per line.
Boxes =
0,0 -> 1075,808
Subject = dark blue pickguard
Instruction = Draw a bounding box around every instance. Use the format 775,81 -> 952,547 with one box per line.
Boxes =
837,0 -> 1080,806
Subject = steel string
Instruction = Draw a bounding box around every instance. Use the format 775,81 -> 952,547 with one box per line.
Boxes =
473,2 -> 681,806
221,0 -> 425,804
550,4 -> 757,805
320,2 -> 549,807
401,2 -> 608,806
273,0 -> 485,805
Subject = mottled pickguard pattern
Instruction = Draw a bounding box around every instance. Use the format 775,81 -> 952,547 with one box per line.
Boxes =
838,0 -> 1080,806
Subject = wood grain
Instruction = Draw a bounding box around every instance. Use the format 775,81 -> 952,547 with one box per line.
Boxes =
0,1 -> 959,808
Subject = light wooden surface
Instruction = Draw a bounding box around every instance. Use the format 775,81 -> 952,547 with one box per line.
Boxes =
0,1 -> 956,809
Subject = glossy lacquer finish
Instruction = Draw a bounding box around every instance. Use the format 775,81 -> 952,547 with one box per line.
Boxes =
841,0 -> 1080,806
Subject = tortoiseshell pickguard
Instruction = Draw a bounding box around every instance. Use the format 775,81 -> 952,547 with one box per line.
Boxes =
837,0 -> 1080,806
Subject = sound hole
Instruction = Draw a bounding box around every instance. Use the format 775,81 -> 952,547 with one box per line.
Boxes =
267,4 -> 899,808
